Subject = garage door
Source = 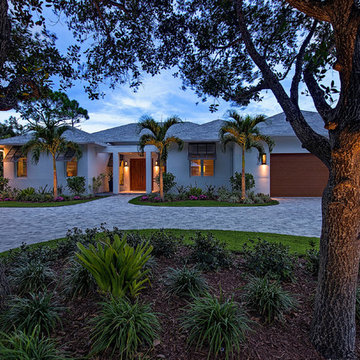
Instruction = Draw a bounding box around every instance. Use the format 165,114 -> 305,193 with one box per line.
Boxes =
270,153 -> 329,197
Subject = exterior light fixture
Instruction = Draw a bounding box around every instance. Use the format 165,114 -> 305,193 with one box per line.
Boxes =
124,161 -> 128,167
261,154 -> 267,165
155,160 -> 159,166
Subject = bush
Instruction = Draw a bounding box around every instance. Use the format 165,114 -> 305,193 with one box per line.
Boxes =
9,260 -> 55,295
204,184 -> 217,200
182,293 -> 251,360
305,241 -> 319,276
243,277 -> 297,323
92,173 -> 105,194
155,172 -> 176,193
216,186 -> 231,202
16,187 -> 36,201
76,234 -> 152,298
242,239 -> 295,281
63,258 -> 97,299
148,229 -> 182,258
66,176 -> 86,195
230,172 -> 255,192
165,266 -> 209,298
0,176 -> 9,192
0,327 -> 69,360
91,297 -> 160,359
189,232 -> 232,271
1,292 -> 63,336
187,185 -> 203,197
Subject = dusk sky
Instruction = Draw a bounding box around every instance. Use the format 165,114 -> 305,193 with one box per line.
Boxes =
0,14 -> 339,134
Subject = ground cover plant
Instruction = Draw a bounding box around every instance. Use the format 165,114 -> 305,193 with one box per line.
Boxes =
0,226 -> 350,359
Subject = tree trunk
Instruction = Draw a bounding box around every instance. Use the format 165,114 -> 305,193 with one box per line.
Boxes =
159,159 -> 164,201
310,130 -> 360,359
52,155 -> 58,199
241,146 -> 246,199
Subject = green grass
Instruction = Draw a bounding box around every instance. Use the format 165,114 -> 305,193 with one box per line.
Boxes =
0,196 -> 108,208
0,229 -> 319,258
129,196 -> 279,207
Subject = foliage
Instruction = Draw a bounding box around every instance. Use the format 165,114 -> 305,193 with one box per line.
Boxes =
92,173 -> 105,194
230,172 -> 255,192
76,234 -> 152,298
155,171 -> 176,194
1,292 -> 63,336
0,327 -> 69,360
9,260 -> 55,295
242,239 -> 295,281
243,276 -> 297,323
189,232 -> 232,271
91,297 -> 160,359
181,293 -> 251,360
66,176 -> 86,196
204,184 -> 217,200
165,266 -> 209,298
0,263 -> 10,310
356,287 -> 360,322
63,258 -> 97,299
0,176 -> 9,192
0,117 -> 26,140
16,187 -> 36,201
305,241 -> 320,276
187,185 -> 203,197
148,229 -> 182,258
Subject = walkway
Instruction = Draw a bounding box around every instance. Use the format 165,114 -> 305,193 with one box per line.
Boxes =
0,196 -> 322,252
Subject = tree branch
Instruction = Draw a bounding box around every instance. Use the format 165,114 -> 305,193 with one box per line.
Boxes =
227,81 -> 270,105
290,20 -> 318,105
234,0 -> 331,167
284,0 -> 331,22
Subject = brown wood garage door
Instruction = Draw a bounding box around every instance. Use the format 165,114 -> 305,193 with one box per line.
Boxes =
270,153 -> 329,197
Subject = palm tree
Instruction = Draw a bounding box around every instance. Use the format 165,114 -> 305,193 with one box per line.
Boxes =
22,119 -> 81,199
219,111 -> 274,199
138,115 -> 183,201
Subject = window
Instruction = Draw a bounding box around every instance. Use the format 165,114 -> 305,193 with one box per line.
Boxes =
190,159 -> 214,177
120,160 -> 124,185
66,159 -> 77,177
17,157 -> 27,177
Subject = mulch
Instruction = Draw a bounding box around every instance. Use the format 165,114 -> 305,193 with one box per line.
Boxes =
50,248 -> 359,360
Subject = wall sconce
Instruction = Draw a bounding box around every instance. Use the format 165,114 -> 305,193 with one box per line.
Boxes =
155,160 -> 159,166
261,154 -> 267,165
124,161 -> 128,167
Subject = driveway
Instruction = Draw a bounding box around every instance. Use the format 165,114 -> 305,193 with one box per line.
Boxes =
0,196 -> 322,252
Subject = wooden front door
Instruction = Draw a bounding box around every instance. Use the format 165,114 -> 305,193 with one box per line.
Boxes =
270,153 -> 329,197
130,158 -> 146,191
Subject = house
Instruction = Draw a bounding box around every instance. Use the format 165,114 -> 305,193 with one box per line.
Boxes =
0,110 -> 329,197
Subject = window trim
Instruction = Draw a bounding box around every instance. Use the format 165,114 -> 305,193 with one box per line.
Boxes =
16,157 -> 27,178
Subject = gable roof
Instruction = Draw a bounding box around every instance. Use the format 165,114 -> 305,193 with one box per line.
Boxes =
0,127 -> 106,147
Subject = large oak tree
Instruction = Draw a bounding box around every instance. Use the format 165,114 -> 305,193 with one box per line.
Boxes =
19,0 -> 360,358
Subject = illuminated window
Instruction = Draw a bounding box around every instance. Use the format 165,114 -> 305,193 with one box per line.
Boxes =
120,160 -> 124,185
203,160 -> 214,176
190,159 -> 214,177
17,157 -> 27,177
66,159 -> 77,177
190,159 -> 201,176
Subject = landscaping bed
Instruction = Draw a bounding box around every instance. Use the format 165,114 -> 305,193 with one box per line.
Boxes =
0,196 -> 107,207
1,227 -> 357,359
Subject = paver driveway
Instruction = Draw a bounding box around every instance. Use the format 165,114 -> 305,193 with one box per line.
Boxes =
0,195 -> 322,252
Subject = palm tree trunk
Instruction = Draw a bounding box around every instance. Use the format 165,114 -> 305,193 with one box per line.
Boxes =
159,159 -> 164,201
241,146 -> 246,199
52,155 -> 58,199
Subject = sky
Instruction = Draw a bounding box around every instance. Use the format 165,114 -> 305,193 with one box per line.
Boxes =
0,11 -> 339,134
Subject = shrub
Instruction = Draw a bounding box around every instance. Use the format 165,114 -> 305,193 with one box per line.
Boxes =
242,239 -> 295,281
0,263 -> 10,309
230,172 -> 255,192
305,241 -> 320,276
9,260 -> 55,295
148,229 -> 182,258
155,171 -> 176,193
187,185 -> 203,197
216,186 -> 231,202
175,185 -> 189,200
92,173 -> 105,194
165,266 -> 209,298
0,327 -> 69,360
243,277 -> 297,323
66,176 -> 86,195
1,292 -> 63,336
189,232 -> 232,271
16,187 -> 36,201
63,258 -> 97,299
182,293 -> 251,360
0,176 -> 9,192
91,297 -> 160,359
205,184 -> 217,199
76,234 -> 152,298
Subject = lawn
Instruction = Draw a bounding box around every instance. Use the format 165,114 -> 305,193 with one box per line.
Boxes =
0,228 -> 319,258
0,196 -> 108,208
129,196 -> 279,207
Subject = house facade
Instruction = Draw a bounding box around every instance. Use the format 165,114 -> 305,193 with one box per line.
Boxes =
0,111 -> 329,197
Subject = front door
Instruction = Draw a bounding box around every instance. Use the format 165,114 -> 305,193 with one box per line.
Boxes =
130,158 -> 146,191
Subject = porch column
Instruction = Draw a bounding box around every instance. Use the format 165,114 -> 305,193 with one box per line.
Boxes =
145,151 -> 152,194
112,152 -> 119,194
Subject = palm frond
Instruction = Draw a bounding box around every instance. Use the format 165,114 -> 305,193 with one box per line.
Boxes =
137,116 -> 159,136
164,136 -> 184,151
138,134 -> 162,154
